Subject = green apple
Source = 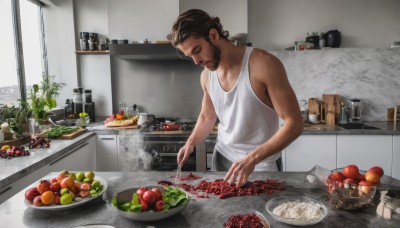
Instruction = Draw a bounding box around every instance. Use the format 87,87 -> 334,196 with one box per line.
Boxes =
91,180 -> 101,188
85,171 -> 95,180
76,172 -> 85,182
60,188 -> 69,196
83,178 -> 93,184
60,193 -> 73,205
69,173 -> 76,181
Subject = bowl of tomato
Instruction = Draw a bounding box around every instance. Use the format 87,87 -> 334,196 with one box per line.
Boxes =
112,186 -> 190,221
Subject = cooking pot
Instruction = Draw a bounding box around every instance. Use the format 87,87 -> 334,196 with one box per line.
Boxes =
137,113 -> 155,125
325,29 -> 341,48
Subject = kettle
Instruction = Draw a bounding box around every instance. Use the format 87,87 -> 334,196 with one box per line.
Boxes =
347,99 -> 363,122
325,29 -> 341,48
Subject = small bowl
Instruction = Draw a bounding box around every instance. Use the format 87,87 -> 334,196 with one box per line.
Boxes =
327,183 -> 376,210
308,113 -> 320,123
266,196 -> 327,226
218,209 -> 270,228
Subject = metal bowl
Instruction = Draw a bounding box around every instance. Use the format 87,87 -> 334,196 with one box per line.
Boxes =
112,186 -> 190,221
218,209 -> 270,228
266,196 -> 327,226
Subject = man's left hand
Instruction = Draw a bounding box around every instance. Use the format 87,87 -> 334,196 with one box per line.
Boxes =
224,156 -> 255,187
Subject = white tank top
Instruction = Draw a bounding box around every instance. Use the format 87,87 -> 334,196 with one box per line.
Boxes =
208,47 -> 281,171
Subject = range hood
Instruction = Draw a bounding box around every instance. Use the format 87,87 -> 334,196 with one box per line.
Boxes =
109,43 -> 189,60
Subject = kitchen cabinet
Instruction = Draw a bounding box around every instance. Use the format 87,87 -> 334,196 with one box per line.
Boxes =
96,135 -> 118,171
337,135 -> 392,174
392,135 -> 400,179
0,164 -> 50,204
48,136 -> 96,172
283,135 -> 336,171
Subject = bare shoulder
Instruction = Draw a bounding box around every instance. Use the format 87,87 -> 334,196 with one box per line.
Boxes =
249,48 -> 286,82
200,68 -> 210,91
249,48 -> 284,71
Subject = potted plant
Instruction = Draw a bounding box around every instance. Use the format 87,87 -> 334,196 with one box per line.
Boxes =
0,100 -> 31,139
28,73 -> 66,133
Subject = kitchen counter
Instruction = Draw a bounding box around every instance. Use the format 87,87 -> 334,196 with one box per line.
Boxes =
0,132 -> 95,190
0,171 -> 399,228
88,118 -> 400,136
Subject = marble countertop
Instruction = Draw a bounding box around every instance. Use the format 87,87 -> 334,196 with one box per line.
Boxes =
0,171 -> 399,228
87,120 -> 400,135
0,132 -> 95,190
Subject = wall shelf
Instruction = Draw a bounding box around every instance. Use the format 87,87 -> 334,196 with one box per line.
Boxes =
75,50 -> 110,55
109,43 -> 189,60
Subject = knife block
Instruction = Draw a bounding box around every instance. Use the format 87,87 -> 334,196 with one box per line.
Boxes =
387,106 -> 400,122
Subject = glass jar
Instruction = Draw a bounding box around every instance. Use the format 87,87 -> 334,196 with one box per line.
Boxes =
84,89 -> 92,103
73,88 -> 83,104
80,32 -> 89,51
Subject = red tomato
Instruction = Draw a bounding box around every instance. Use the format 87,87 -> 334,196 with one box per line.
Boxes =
151,188 -> 163,201
141,200 -> 148,212
136,187 -> 148,200
142,190 -> 157,205
155,200 -> 165,212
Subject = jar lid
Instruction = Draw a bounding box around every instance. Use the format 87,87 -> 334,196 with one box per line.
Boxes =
85,89 -> 92,93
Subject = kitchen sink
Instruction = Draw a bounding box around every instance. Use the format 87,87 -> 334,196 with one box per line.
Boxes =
337,123 -> 380,130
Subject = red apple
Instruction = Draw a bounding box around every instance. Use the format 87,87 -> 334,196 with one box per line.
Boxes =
25,187 -> 40,202
368,166 -> 384,177
358,180 -> 374,195
343,165 -> 360,179
328,172 -> 346,182
33,195 -> 43,207
365,170 -> 381,185
154,200 -> 165,212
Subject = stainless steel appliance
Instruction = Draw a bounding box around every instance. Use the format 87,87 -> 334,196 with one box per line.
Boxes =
347,98 -> 363,122
140,118 -> 208,171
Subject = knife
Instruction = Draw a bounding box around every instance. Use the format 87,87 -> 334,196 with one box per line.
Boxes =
174,165 -> 181,184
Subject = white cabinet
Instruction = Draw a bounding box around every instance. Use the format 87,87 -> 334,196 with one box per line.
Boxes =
0,164 -> 50,204
283,135 -> 337,171
96,135 -> 118,171
393,135 -> 400,179
337,135 -> 392,174
48,136 -> 96,172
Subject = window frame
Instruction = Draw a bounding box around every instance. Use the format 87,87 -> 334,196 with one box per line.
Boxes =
10,0 -> 47,102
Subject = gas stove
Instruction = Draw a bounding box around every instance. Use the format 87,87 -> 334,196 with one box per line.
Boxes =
143,117 -> 196,134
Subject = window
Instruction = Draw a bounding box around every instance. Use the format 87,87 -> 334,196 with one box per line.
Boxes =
0,0 -> 46,107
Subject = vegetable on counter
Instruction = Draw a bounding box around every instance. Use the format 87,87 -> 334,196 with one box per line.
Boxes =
45,126 -> 79,139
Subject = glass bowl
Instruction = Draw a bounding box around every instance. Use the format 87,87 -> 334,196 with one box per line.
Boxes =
218,209 -> 270,228
327,181 -> 377,210
266,196 -> 327,226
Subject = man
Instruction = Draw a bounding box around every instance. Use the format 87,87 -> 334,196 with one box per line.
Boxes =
171,9 -> 303,187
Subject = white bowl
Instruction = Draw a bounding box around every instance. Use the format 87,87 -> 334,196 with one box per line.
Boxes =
266,196 -> 327,226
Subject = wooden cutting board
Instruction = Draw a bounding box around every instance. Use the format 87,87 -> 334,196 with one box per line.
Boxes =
308,98 -> 320,114
60,128 -> 87,139
105,125 -> 139,129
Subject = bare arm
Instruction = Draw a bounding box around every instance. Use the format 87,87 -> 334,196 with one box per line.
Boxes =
177,70 -> 218,167
225,49 -> 303,186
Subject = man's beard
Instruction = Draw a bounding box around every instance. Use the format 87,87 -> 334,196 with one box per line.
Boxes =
207,40 -> 221,71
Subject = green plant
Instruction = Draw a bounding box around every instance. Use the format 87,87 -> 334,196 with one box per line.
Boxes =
28,73 -> 66,124
0,100 -> 32,138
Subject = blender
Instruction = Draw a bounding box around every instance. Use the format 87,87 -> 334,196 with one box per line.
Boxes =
347,98 -> 363,122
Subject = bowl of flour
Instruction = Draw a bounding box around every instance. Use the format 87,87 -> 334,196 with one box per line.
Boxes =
266,196 -> 328,226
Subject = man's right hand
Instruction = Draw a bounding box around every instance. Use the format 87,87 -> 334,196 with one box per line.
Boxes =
177,143 -> 194,167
